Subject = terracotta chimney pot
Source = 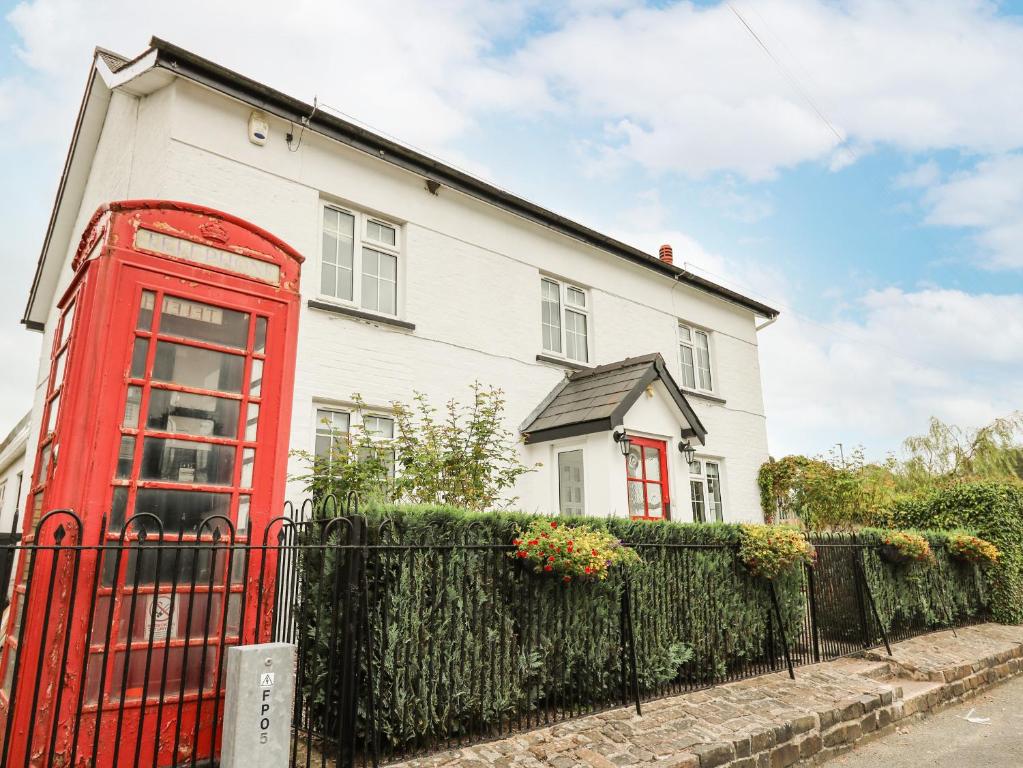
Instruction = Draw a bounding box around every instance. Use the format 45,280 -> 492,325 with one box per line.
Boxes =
659,244 -> 674,265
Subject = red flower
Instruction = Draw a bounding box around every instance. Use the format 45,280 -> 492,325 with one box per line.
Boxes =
542,532 -> 549,538
562,575 -> 571,583
567,540 -> 574,546
584,566 -> 592,574
512,538 -> 521,546
567,545 -> 574,553
548,555 -> 555,562
528,539 -> 538,547
517,551 -> 528,559
591,549 -> 598,557
551,521 -> 558,529
544,565 -> 553,572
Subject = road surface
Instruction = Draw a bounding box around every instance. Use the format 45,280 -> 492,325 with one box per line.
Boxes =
831,675 -> 1023,767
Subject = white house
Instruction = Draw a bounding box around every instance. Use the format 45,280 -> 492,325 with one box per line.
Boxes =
0,414 -> 29,535
16,39 -> 778,525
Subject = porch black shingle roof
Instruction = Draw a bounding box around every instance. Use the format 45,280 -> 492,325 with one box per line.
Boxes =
521,353 -> 707,445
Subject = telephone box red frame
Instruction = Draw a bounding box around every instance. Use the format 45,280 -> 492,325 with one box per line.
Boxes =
0,201 -> 302,767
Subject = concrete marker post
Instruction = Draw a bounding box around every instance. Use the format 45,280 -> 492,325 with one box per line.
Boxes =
221,642 -> 296,768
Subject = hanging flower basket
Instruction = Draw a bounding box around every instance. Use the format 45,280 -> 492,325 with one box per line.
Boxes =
878,531 -> 932,565
946,533 -> 1000,565
738,525 -> 815,580
510,519 -> 640,584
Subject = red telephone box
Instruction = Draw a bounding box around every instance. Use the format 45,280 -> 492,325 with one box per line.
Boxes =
0,201 -> 302,766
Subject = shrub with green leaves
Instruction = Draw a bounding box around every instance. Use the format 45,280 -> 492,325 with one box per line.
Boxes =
294,505 -> 990,753
888,481 -> 1023,623
738,525 -> 815,579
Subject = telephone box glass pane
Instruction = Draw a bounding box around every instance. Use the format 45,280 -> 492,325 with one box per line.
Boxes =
130,338 -> 149,379
244,402 -> 259,441
123,385 -> 143,428
45,394 -> 60,434
248,359 -> 263,397
59,302 -> 76,347
254,317 -> 267,354
152,341 -> 244,393
109,487 -> 129,531
159,296 -> 250,349
52,350 -> 67,390
116,436 -> 136,479
240,448 -> 255,488
137,291 -> 155,331
134,488 -> 231,533
141,438 -> 235,485
146,389 -> 240,438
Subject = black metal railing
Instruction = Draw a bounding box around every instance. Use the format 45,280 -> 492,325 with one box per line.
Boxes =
0,511 -> 990,768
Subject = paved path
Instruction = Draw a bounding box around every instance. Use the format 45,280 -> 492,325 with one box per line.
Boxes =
831,673 -> 1023,768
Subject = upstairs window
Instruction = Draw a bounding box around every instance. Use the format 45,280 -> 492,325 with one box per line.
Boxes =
679,323 -> 713,392
321,205 -> 400,316
541,277 -> 589,363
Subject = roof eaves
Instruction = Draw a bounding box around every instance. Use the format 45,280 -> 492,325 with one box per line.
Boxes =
146,38 -> 779,320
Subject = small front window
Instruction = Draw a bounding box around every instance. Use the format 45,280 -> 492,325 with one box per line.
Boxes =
314,408 -> 351,459
320,205 -> 401,316
557,450 -> 585,515
541,278 -> 589,363
690,459 -> 724,522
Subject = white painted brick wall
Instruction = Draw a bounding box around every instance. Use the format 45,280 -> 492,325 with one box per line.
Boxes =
21,78 -> 772,523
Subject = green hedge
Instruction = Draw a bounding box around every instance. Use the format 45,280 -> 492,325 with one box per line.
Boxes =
886,482 -> 1023,623
294,504 -> 991,753
830,528 -> 990,636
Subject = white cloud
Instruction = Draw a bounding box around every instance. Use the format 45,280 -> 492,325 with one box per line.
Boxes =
920,153 -> 1023,270
760,287 -> 1023,458
511,0 -> 1023,180
894,160 -> 941,190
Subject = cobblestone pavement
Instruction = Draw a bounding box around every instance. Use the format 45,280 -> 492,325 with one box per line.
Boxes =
389,624 -> 1023,768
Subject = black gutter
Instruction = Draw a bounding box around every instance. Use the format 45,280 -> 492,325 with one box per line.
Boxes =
149,37 -> 779,320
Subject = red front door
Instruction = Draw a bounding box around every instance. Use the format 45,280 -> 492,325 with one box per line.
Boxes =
625,437 -> 670,520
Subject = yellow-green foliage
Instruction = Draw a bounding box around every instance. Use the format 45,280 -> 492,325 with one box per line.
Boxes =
946,533 -> 1000,565
511,519 -> 640,582
881,531 -> 933,562
738,525 -> 815,579
889,482 -> 1023,623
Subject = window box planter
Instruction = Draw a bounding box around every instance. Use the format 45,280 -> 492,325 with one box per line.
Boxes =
877,531 -> 932,565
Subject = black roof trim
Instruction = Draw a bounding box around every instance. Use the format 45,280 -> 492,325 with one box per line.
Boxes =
522,353 -> 707,445
148,37 -> 778,319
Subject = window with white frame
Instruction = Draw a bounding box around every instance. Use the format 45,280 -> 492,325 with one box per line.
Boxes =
541,277 -> 589,363
314,406 -> 396,475
321,205 -> 400,315
679,323 -> 713,392
688,459 -> 724,522
557,449 -> 585,515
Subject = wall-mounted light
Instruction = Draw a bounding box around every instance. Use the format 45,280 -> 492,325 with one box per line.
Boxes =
678,439 -> 696,465
613,427 -> 632,456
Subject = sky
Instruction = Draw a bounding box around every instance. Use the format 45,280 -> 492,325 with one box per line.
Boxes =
1,0 -> 1022,460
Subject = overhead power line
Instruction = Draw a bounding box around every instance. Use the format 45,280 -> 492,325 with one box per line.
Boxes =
727,3 -> 849,151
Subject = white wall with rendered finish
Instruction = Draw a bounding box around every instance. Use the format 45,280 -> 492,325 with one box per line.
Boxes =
22,75 -> 772,524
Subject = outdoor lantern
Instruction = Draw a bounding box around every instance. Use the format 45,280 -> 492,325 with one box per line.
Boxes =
613,427 -> 632,456
679,439 -> 696,465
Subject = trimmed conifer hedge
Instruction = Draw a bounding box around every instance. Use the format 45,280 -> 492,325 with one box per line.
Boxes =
291,504 -> 990,756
